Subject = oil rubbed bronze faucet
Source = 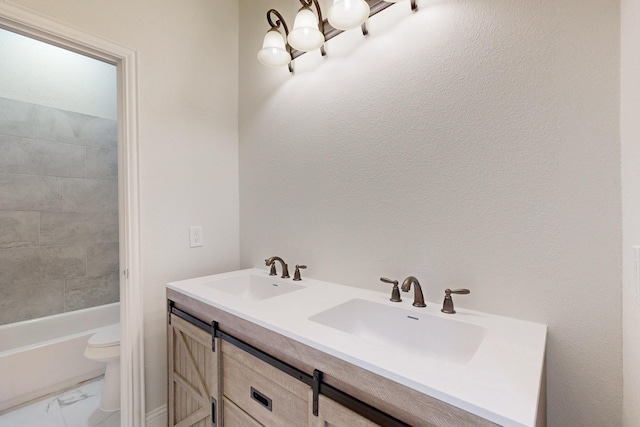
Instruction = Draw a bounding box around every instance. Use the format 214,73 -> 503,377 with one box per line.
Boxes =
441,288 -> 470,314
401,276 -> 426,307
265,256 -> 290,278
380,277 -> 402,302
293,265 -> 307,281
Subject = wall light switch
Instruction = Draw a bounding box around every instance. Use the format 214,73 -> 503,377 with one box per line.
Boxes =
189,226 -> 203,248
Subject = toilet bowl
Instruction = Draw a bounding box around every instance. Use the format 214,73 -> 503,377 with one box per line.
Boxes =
84,323 -> 120,411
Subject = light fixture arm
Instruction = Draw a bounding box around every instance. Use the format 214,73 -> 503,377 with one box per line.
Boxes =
299,0 -> 326,56
267,8 -> 289,34
266,9 -> 294,72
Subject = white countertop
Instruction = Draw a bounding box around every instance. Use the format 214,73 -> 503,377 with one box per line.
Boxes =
168,268 -> 546,427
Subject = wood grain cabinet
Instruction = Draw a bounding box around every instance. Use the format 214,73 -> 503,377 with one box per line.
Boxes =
168,314 -> 220,427
311,395 -> 380,427
221,340 -> 310,427
167,310 -> 382,427
167,301 -> 497,427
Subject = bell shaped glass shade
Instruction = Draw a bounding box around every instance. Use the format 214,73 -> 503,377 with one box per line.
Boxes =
287,6 -> 325,52
257,28 -> 291,67
328,0 -> 370,31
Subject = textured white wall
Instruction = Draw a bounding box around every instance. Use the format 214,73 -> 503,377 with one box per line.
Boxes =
239,0 -> 621,426
0,28 -> 116,120
621,0 -> 640,425
3,0 -> 240,413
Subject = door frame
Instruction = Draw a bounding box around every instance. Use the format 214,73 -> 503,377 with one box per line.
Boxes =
0,2 -> 145,426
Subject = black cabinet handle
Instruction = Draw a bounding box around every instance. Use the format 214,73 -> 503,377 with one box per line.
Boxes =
250,387 -> 272,411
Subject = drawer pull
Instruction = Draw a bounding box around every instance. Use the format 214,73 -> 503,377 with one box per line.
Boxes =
250,387 -> 273,411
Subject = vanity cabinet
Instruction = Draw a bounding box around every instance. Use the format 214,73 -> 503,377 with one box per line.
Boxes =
167,305 -> 386,427
167,294 -> 503,427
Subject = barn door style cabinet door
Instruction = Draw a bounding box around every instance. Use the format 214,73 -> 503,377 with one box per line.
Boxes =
168,313 -> 221,427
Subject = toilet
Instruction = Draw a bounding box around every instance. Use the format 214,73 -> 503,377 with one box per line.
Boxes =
84,323 -> 121,411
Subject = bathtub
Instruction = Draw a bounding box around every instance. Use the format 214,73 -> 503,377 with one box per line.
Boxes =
0,303 -> 119,412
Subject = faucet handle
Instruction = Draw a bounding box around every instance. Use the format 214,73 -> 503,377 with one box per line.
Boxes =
267,262 -> 277,276
441,288 -> 470,314
293,265 -> 307,281
380,277 -> 402,302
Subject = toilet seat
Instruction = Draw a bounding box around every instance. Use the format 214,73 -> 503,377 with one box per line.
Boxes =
88,324 -> 120,347
85,323 -> 120,362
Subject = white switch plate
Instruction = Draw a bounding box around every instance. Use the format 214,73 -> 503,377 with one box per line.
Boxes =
189,226 -> 203,248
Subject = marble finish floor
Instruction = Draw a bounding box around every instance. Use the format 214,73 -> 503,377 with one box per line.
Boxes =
0,378 -> 120,427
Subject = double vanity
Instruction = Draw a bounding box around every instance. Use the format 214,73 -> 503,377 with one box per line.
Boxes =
166,266 -> 546,427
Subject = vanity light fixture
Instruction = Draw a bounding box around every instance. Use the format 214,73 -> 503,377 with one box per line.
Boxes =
257,9 -> 294,72
327,0 -> 370,31
258,0 -> 419,73
288,0 -> 326,55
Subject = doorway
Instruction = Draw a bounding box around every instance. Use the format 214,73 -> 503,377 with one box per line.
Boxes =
0,3 -> 144,426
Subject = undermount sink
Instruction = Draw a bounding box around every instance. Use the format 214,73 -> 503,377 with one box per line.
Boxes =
309,299 -> 486,365
202,274 -> 304,301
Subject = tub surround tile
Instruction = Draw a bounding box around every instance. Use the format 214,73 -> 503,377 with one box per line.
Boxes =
0,279 -> 64,324
86,147 -> 117,180
0,211 -> 39,249
0,97 -> 39,139
87,243 -> 119,276
65,273 -> 119,312
40,212 -> 118,246
37,106 -> 117,149
0,246 -> 85,286
0,97 -> 120,324
0,135 -> 86,178
0,174 -> 63,211
62,179 -> 118,212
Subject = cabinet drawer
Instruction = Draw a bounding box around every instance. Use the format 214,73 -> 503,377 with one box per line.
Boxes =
221,341 -> 310,427
312,395 -> 380,427
223,397 -> 263,427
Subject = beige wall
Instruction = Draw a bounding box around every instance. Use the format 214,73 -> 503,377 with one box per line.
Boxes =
1,0 -> 240,413
239,0 -> 621,426
621,0 -> 640,426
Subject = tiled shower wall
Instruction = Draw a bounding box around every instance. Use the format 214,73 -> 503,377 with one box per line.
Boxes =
0,96 -> 119,325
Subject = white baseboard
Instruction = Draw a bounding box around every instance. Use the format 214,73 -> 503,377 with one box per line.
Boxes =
146,405 -> 167,427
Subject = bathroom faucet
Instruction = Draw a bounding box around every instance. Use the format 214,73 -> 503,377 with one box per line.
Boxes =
401,276 -> 426,307
265,256 -> 290,278
441,288 -> 470,314
380,277 -> 402,302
